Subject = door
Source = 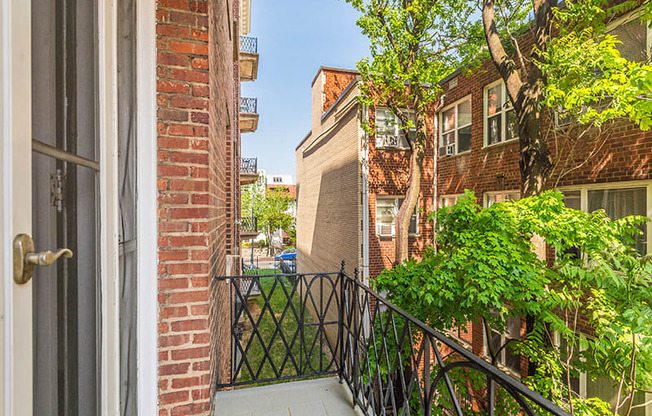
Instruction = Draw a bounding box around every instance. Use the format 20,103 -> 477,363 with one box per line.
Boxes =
1,0 -> 108,413
31,0 -> 101,414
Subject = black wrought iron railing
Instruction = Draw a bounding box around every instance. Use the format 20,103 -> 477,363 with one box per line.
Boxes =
240,97 -> 257,114
240,157 -> 257,175
240,36 -> 258,54
240,216 -> 257,233
218,266 -> 569,416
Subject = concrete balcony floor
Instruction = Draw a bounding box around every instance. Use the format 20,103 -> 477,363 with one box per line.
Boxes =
214,376 -> 363,416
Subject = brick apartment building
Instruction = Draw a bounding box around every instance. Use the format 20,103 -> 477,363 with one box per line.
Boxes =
296,7 -> 651,411
296,67 -> 436,281
0,0 -> 258,414
435,7 -> 651,406
157,0 -> 261,414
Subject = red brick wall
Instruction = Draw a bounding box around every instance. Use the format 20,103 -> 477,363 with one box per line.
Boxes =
157,0 -> 239,414
368,106 -> 436,279
323,70 -> 358,113
436,25 -> 652,371
437,31 -> 651,199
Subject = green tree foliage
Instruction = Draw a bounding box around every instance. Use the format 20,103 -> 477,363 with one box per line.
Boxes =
375,191 -> 652,415
241,178 -> 295,249
538,0 -> 652,130
344,0 -> 484,262
346,0 -> 652,235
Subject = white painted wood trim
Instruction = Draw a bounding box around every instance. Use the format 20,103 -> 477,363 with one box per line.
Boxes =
136,0 -> 159,413
1,0 -> 33,413
98,0 -> 121,414
556,180 -> 652,256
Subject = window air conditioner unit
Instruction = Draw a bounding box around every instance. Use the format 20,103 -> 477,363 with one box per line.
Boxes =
386,135 -> 399,148
378,224 -> 392,236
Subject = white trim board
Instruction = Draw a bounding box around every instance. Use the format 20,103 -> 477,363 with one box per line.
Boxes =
98,0 -> 121,413
1,0 -> 33,412
136,0 -> 159,413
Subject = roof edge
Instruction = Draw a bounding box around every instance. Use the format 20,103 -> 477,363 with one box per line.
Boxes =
310,66 -> 360,87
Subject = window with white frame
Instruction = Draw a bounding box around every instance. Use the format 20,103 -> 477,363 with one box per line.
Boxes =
561,186 -> 649,255
375,107 -> 413,149
484,81 -> 518,146
376,196 -> 418,237
484,315 -> 521,374
553,333 -> 650,411
607,8 -> 651,63
440,194 -> 463,208
439,96 -> 472,156
484,190 -> 520,207
554,11 -> 651,129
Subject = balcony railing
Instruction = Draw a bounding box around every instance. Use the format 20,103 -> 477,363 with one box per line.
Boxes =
240,216 -> 258,233
240,157 -> 257,175
218,265 -> 569,416
240,36 -> 258,54
240,97 -> 257,114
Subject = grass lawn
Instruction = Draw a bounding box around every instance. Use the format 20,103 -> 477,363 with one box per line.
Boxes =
235,269 -> 335,387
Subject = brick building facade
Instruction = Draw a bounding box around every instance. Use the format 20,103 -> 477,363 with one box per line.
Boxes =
436,7 -> 651,374
296,67 -> 436,282
156,0 -> 256,413
297,9 -> 651,404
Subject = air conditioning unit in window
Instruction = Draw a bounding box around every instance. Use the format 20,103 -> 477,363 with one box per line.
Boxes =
378,224 -> 392,236
377,135 -> 400,148
446,144 -> 455,156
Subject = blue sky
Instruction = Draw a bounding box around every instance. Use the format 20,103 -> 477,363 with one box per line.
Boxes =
240,1 -> 370,182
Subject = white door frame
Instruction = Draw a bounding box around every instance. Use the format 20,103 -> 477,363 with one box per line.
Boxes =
1,0 -> 158,414
1,0 -> 34,413
101,0 -> 159,413
135,0 -> 159,414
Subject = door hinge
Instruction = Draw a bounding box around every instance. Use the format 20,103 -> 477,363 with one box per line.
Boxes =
50,168 -> 66,213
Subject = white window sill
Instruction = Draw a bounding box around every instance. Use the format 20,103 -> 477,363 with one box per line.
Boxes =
482,355 -> 522,379
375,145 -> 410,151
482,137 -> 519,149
439,149 -> 471,158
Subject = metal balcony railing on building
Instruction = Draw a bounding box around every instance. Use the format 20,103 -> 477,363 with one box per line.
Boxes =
240,36 -> 258,54
216,264 -> 570,416
240,97 -> 258,114
240,157 -> 257,174
240,157 -> 258,185
239,36 -> 259,82
239,216 -> 258,241
239,98 -> 259,133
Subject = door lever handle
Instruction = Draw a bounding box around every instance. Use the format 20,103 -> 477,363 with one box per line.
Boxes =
13,234 -> 74,285
25,248 -> 73,266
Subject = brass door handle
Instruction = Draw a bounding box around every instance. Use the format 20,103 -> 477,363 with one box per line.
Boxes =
13,234 -> 74,285
25,248 -> 73,266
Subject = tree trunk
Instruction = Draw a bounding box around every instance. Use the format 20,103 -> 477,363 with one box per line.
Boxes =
394,123 -> 426,264
518,78 -> 553,198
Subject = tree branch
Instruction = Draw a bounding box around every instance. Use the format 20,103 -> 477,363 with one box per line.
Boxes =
482,0 -> 523,107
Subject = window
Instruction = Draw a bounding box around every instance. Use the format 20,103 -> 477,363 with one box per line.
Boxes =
485,315 -> 521,374
607,9 -> 651,63
484,80 -> 518,146
376,196 -> 418,237
375,107 -> 413,149
554,108 -> 576,128
484,190 -> 520,207
273,177 -> 282,183
440,194 -> 463,208
561,186 -> 649,255
439,96 -> 472,156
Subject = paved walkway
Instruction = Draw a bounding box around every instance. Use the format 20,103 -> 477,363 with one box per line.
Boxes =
214,377 -> 363,416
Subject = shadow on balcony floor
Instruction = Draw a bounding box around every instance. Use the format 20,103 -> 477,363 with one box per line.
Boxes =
214,376 -> 363,416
